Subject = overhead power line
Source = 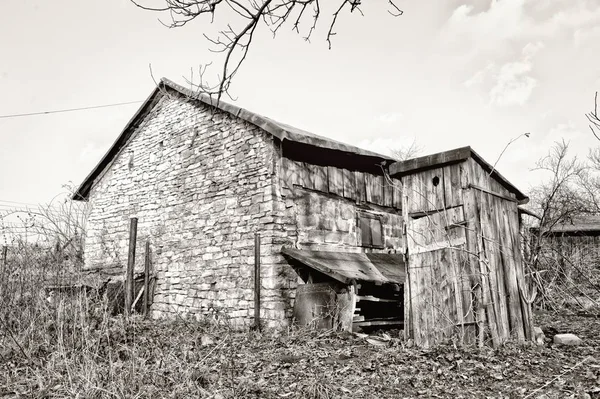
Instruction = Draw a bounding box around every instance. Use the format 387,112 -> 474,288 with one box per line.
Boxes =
0,100 -> 143,120
0,199 -> 40,207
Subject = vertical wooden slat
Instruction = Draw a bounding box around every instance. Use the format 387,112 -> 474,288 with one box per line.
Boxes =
474,192 -> 500,347
143,240 -> 151,318
392,178 -> 402,209
504,199 -> 531,340
495,194 -> 526,341
443,163 -> 463,209
383,176 -> 394,208
328,166 -> 344,197
125,217 -> 138,317
366,174 -> 383,205
479,193 -> 504,343
463,187 -> 486,347
342,169 -> 356,200
487,195 -> 510,341
313,164 -> 328,193
401,189 -> 412,341
407,168 -> 445,214
355,171 -> 366,203
254,232 -> 261,331
299,162 -> 313,190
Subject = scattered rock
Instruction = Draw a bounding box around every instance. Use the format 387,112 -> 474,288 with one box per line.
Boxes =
553,333 -> 582,346
200,334 -> 215,347
533,326 -> 546,345
365,337 -> 388,347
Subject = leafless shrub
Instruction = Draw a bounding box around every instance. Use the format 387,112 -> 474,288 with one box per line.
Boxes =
524,140 -> 600,311
390,139 -> 422,161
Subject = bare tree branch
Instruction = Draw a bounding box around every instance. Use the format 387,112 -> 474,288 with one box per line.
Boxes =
131,0 -> 403,99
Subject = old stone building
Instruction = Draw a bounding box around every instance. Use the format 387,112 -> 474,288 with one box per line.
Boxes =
75,79 -> 535,346
74,78 -> 405,329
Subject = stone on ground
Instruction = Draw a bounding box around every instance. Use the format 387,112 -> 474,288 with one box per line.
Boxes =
553,333 -> 582,346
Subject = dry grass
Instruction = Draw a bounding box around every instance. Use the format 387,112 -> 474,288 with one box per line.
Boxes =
1,236 -> 599,398
1,247 -> 599,398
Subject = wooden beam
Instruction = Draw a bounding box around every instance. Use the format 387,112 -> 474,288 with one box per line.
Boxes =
125,217 -> 138,317
468,184 -> 517,203
356,295 -> 401,303
254,232 -> 261,331
143,240 -> 151,318
389,147 -> 471,177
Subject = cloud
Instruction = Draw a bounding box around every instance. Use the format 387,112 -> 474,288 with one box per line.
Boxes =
376,112 -> 404,124
79,142 -> 105,164
464,63 -> 495,88
489,42 -> 544,106
464,42 -> 543,106
444,0 -> 600,48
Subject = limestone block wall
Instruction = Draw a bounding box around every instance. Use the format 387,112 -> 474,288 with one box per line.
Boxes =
277,155 -> 404,253
281,187 -> 404,252
84,93 -> 294,328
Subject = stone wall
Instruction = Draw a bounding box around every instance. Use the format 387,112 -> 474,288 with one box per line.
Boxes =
281,187 -> 403,252
84,92 -> 295,328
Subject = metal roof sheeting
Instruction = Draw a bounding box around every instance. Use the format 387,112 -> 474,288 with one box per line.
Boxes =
73,78 -> 394,200
282,248 -> 405,285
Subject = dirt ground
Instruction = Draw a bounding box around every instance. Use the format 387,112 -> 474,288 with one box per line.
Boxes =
1,310 -> 599,398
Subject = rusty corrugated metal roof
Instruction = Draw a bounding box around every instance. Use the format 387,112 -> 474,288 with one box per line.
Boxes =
282,248 -> 405,285
73,78 -> 394,201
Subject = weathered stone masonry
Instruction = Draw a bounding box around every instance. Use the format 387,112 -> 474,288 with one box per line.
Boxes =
79,80 -> 404,329
85,91 -> 296,328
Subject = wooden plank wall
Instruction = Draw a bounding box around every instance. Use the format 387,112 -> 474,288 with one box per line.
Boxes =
402,159 -> 531,347
281,157 -> 401,209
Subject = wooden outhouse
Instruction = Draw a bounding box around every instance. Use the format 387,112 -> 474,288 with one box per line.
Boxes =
389,147 -> 533,347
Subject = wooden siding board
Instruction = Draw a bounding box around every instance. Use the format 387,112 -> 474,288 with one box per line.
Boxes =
342,168 -> 356,200
383,176 -> 394,208
407,206 -> 466,254
355,171 -> 367,203
494,195 -> 526,341
404,167 -> 445,214
328,166 -> 344,197
467,158 -> 515,200
487,195 -> 510,341
366,174 -> 384,205
405,207 -> 467,346
503,198 -> 532,340
475,191 -> 500,347
392,178 -> 403,209
443,163 -> 464,209
300,162 -> 315,190
463,187 -> 486,346
313,164 -> 329,193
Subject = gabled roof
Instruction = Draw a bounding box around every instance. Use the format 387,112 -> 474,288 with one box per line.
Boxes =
73,78 -> 394,200
388,146 -> 528,204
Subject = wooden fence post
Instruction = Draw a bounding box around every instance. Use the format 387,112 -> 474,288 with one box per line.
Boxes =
125,218 -> 138,317
254,232 -> 261,331
143,240 -> 151,318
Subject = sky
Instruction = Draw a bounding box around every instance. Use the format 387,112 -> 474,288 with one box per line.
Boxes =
1,0 -> 600,210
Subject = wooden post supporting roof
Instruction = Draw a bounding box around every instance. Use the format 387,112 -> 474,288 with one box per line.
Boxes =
125,217 -> 138,317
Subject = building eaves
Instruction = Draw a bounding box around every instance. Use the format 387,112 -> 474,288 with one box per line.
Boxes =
73,78 -> 396,201
388,146 -> 529,204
